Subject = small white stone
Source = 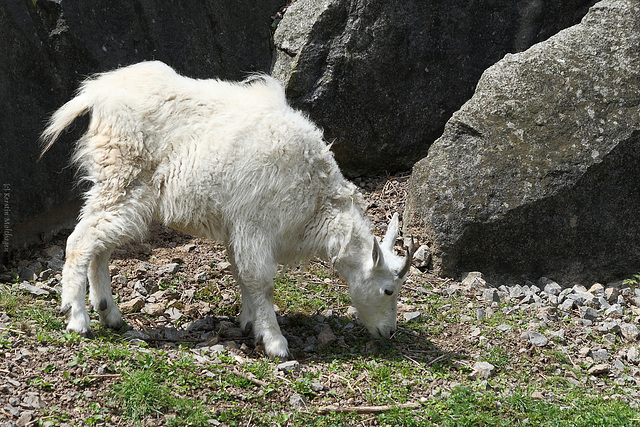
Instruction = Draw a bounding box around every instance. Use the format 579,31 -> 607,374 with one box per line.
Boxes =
620,323 -> 640,342
626,347 -> 640,364
470,361 -> 495,379
277,360 -> 300,373
520,331 -> 548,347
403,311 -> 422,322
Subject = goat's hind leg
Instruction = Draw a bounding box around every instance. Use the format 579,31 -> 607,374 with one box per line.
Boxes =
61,205 -> 148,337
88,248 -> 127,330
61,217 -> 103,337
228,248 -> 256,334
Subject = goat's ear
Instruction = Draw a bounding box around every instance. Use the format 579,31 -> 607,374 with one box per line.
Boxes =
382,213 -> 399,252
372,237 -> 384,268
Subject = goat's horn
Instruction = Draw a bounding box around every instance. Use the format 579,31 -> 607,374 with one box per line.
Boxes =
399,235 -> 417,278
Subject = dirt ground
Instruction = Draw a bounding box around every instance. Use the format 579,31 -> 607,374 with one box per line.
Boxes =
2,173 -> 639,426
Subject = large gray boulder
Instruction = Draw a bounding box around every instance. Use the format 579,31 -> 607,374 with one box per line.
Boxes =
405,0 -> 640,285
0,0 -> 280,253
272,0 -> 596,177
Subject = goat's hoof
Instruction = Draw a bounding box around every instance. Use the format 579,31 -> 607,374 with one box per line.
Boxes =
241,321 -> 253,335
112,321 -> 132,332
102,315 -> 129,331
275,353 -> 290,362
81,329 -> 95,339
263,335 -> 290,360
67,327 -> 94,339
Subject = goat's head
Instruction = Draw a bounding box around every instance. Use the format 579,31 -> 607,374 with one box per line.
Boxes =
348,213 -> 415,339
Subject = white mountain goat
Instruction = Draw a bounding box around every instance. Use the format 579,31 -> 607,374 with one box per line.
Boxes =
40,61 -> 414,358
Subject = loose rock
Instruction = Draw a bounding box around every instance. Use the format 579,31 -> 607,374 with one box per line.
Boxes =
531,391 -> 545,399
521,331 -> 548,347
120,297 -> 145,314
627,347 -> 640,364
542,280 -> 562,296
483,288 -> 500,303
470,361 -> 496,379
317,327 -> 337,347
277,360 -> 300,373
413,245 -> 431,268
591,349 -> 610,362
403,311 -> 422,322
289,393 -> 307,410
587,364 -> 610,375
461,272 -> 487,290
159,263 -> 180,275
14,282 -> 51,296
580,306 -> 601,322
620,323 -> 640,342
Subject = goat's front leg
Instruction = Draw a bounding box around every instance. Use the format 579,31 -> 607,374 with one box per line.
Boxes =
245,280 -> 289,359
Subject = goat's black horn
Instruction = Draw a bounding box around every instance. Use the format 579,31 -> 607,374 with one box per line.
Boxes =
399,236 -> 417,278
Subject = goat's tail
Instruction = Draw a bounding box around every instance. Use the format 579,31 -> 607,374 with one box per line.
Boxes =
38,91 -> 91,160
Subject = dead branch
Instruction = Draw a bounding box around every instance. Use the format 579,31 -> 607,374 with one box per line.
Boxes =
316,402 -> 421,414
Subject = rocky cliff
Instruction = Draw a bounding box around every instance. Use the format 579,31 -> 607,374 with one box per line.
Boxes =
0,0 -> 281,253
405,0 -> 640,285
272,0 -> 596,176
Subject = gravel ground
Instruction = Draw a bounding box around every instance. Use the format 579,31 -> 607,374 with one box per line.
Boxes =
2,174 -> 640,426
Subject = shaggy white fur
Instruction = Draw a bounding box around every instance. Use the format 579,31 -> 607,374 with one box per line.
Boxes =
41,61 -> 412,358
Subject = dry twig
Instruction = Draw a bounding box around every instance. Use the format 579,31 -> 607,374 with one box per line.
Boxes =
0,326 -> 25,335
86,373 -> 122,379
231,368 -> 269,388
316,402 -> 421,415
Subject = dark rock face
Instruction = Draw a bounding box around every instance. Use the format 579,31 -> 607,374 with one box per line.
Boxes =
405,0 -> 640,285
272,0 -> 596,177
0,0 -> 280,252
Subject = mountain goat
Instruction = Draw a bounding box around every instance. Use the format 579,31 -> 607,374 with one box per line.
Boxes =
40,61 -> 413,358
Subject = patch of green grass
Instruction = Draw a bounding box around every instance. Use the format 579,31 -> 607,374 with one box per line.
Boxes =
0,335 -> 11,349
196,277 -> 241,317
167,397 -> 213,427
274,273 -> 337,314
108,352 -> 214,425
545,349 -> 570,365
418,386 -> 640,427
111,367 -> 174,420
292,376 -> 317,396
29,305 -> 64,331
244,359 -> 273,381
275,267 -> 356,315
29,376 -> 54,391
483,345 -> 512,371
623,273 -> 640,293
0,288 -> 20,314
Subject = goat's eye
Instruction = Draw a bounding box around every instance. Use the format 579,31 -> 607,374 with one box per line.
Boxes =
384,289 -> 394,296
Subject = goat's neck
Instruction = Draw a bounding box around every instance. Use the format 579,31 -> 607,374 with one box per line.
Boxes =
322,204 -> 372,284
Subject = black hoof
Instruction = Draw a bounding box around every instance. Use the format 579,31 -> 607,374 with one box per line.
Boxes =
79,329 -> 95,339
112,321 -> 132,332
242,321 -> 253,335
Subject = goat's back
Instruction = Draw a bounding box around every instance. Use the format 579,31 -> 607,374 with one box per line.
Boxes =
50,61 -> 351,262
